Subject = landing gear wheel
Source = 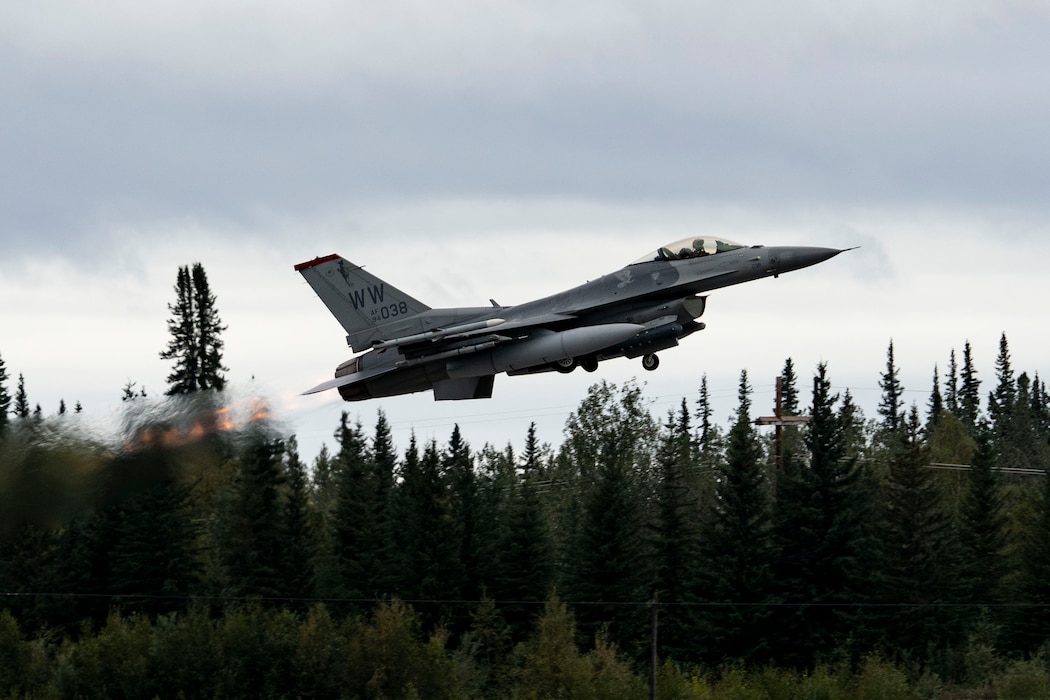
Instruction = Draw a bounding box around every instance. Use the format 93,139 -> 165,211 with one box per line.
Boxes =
642,353 -> 660,371
554,358 -> 577,374
581,356 -> 599,373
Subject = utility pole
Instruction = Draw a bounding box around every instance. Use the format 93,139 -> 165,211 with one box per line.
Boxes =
755,375 -> 810,470
649,590 -> 659,700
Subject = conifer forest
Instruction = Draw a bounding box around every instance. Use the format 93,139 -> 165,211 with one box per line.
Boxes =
3,268 -> 1050,698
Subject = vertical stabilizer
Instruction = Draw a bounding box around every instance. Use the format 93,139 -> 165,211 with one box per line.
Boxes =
295,254 -> 431,351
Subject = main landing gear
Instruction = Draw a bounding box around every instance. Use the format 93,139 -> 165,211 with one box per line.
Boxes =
552,353 -> 660,373
553,355 -> 601,373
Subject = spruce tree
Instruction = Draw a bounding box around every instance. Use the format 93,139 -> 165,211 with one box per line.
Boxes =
877,340 -> 905,434
369,410 -> 398,595
394,437 -> 463,628
946,349 -> 959,415
563,426 -> 649,655
873,405 -> 958,658
446,425 -> 485,605
959,341 -> 982,431
14,374 -> 29,419
160,266 -> 197,394
121,381 -> 147,402
160,262 -> 228,395
1007,469 -> 1050,653
0,352 -> 10,433
330,413 -> 374,604
927,365 -> 944,432
1007,373 -> 1048,470
281,436 -> 315,602
696,374 -> 714,449
192,263 -> 227,391
781,357 -> 800,415
493,460 -> 554,643
218,434 -> 287,600
838,388 -> 867,461
988,333 -> 1016,453
696,370 -> 774,665
778,357 -> 808,473
772,363 -> 873,666
561,382 -> 653,654
956,428 -> 1008,623
107,473 -> 200,618
651,400 -> 701,661
1031,374 -> 1050,446
522,422 -> 542,476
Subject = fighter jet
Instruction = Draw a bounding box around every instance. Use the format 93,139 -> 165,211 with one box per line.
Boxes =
296,237 -> 848,401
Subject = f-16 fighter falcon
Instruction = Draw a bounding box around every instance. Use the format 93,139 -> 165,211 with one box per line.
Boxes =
295,237 -> 849,401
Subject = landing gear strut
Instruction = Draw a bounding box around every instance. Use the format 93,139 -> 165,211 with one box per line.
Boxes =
642,353 -> 660,371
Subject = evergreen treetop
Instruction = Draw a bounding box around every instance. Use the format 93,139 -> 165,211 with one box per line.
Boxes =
959,341 -> 982,430
14,374 -> 29,420
780,357 -> 800,415
946,348 -> 959,415
160,262 -> 228,395
0,353 -> 10,432
878,340 -> 905,434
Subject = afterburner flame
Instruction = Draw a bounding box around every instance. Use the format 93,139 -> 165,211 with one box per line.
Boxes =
122,397 -> 274,453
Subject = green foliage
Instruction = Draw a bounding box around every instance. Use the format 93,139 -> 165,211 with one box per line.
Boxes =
0,609 -> 49,695
214,604 -> 299,699
994,657 -> 1050,699
512,594 -> 647,700
150,607 -> 220,700
10,332 -> 1050,695
348,598 -> 461,700
55,612 -> 154,700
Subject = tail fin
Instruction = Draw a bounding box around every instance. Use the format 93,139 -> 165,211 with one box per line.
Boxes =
295,254 -> 431,352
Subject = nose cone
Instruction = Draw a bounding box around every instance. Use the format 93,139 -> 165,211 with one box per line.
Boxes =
769,246 -> 849,274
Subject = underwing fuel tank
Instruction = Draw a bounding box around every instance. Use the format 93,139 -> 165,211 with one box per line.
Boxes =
446,323 -> 643,379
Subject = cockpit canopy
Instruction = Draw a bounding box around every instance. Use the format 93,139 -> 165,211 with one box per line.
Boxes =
630,236 -> 746,265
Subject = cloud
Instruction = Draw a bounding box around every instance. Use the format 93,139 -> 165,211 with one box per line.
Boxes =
3,1 -> 1050,459
3,0 -> 1049,260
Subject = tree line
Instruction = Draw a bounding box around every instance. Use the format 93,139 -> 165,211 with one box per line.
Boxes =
3,263 -> 1050,697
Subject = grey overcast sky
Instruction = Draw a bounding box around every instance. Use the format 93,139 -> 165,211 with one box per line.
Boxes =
2,1 -> 1049,458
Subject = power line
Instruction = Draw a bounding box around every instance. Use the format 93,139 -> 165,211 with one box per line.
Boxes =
5,590 -> 1050,610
